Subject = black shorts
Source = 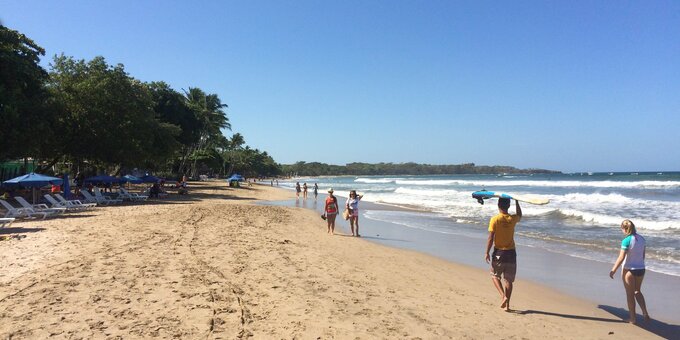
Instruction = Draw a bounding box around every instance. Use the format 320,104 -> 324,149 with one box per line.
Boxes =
629,269 -> 645,277
491,249 -> 517,283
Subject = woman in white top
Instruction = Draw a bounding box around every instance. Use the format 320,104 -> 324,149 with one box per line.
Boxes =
346,190 -> 363,237
609,219 -> 650,324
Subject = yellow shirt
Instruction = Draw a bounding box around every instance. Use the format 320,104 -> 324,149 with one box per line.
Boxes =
488,213 -> 521,250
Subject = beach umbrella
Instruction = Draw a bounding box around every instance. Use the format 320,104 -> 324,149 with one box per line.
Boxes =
2,172 -> 64,203
121,175 -> 143,184
84,175 -> 120,184
3,172 -> 64,188
63,173 -> 71,199
141,175 -> 161,183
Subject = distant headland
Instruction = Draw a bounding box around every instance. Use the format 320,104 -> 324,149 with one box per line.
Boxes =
281,162 -> 561,176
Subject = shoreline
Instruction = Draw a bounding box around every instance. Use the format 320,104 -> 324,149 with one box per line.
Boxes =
265,186 -> 680,327
0,181 -> 674,338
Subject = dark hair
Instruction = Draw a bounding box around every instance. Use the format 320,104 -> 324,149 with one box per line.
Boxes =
498,198 -> 511,209
350,190 -> 357,196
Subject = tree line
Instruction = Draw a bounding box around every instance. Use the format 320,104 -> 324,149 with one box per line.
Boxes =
282,162 -> 560,177
0,25 -> 281,180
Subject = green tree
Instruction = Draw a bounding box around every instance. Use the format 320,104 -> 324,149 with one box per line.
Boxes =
48,55 -> 180,172
0,25 -> 57,162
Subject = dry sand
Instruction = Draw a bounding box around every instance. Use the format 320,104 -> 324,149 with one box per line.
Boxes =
0,182 -> 663,339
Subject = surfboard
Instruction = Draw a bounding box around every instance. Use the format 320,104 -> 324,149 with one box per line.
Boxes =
472,190 -> 550,205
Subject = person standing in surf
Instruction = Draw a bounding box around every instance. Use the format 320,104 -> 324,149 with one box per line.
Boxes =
346,190 -> 363,237
324,188 -> 339,234
295,182 -> 301,198
609,219 -> 650,324
303,183 -> 308,199
313,183 -> 319,200
484,198 -> 522,312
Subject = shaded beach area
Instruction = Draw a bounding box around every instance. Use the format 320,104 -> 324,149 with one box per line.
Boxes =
0,182 -> 674,338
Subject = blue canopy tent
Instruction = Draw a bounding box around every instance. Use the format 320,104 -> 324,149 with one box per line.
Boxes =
3,172 -> 64,203
226,174 -> 244,187
226,174 -> 244,182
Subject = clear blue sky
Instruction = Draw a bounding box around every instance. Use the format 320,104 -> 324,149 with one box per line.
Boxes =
2,1 -> 679,172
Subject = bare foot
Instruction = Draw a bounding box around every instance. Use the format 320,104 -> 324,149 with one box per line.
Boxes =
500,297 -> 508,309
643,314 -> 651,323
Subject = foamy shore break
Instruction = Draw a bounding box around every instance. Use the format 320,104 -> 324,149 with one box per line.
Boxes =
0,182 -> 660,338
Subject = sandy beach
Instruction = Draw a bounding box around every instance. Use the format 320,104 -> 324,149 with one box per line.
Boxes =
0,182 -> 669,339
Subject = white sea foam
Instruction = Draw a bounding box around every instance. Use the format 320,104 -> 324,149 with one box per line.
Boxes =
354,177 -> 399,184
396,179 -> 680,189
393,187 -> 464,197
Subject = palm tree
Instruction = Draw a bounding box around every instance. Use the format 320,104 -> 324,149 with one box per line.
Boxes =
183,87 -> 231,177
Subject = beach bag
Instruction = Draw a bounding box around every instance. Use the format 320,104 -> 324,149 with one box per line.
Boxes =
321,214 -> 326,220
342,209 -> 350,220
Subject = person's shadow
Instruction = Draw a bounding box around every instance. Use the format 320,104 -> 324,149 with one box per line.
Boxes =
508,309 -> 621,323
598,305 -> 680,340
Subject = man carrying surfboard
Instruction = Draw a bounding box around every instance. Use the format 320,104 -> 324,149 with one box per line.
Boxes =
484,198 -> 522,312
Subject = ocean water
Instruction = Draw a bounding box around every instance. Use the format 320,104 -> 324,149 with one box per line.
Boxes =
283,172 -> 680,277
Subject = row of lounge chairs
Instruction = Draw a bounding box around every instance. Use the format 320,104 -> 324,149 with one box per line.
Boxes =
79,188 -> 148,205
1,187 -> 150,220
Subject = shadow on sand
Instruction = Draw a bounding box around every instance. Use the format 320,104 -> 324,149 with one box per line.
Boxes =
598,305 -> 680,339
509,309 -> 622,323
0,227 -> 46,235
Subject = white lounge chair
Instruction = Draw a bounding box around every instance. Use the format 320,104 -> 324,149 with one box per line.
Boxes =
0,199 -> 50,219
14,196 -> 66,215
118,188 -> 148,201
44,194 -> 91,212
0,217 -> 15,228
54,194 -> 97,209
81,189 -> 117,205
79,189 -> 101,204
94,188 -> 123,204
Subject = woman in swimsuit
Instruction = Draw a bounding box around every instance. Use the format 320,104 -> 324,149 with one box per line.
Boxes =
346,190 -> 363,237
609,219 -> 651,324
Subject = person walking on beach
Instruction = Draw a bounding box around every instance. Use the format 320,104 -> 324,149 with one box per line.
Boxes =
295,182 -> 301,198
324,188 -> 339,234
346,190 -> 364,237
484,198 -> 521,311
303,183 -> 308,199
313,183 -> 319,200
609,219 -> 650,324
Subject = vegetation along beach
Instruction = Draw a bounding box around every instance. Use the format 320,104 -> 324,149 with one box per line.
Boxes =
2,2 -> 679,339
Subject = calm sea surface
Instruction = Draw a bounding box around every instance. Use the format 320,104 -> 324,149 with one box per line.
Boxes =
282,172 -> 680,277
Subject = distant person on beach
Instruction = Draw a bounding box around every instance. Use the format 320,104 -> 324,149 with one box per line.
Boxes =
295,182 -> 301,198
313,183 -> 318,200
609,219 -> 650,324
484,198 -> 522,312
324,188 -> 339,234
303,183 -> 308,199
346,190 -> 364,237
